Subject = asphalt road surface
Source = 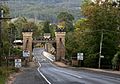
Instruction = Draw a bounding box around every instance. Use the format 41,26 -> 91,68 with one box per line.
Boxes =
33,48 -> 120,84
13,68 -> 48,84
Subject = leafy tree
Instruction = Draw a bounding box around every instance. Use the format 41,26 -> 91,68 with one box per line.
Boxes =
13,17 -> 44,40
23,21 -> 38,37
0,5 -> 23,66
43,20 -> 50,33
65,18 -> 89,63
13,17 -> 28,39
36,22 -> 44,37
49,24 -> 57,38
0,5 -> 11,56
74,18 -> 88,31
80,0 -> 120,68
65,32 -> 76,60
57,12 -> 74,32
57,12 -> 74,22
0,4 -> 10,18
8,23 -> 17,43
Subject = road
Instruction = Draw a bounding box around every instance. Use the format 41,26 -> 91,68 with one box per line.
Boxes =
33,48 -> 120,84
13,68 -> 48,84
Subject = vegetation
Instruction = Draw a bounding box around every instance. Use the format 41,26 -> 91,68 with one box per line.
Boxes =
2,0 -> 82,22
112,51 -> 120,70
43,20 -> 50,33
0,75 -> 5,84
57,12 -> 74,32
65,0 -> 120,68
80,0 -> 120,68
0,66 -> 20,84
1,0 -> 120,71
0,5 -> 22,69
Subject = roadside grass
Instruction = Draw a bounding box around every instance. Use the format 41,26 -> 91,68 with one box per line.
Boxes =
0,75 -> 6,84
0,66 -> 19,84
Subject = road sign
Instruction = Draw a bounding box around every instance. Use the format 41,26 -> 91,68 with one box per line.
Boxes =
77,53 -> 83,60
100,55 -> 104,58
23,50 -> 30,57
15,59 -> 21,68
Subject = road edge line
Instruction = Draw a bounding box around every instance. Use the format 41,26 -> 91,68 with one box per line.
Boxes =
37,62 -> 51,84
50,62 -> 82,79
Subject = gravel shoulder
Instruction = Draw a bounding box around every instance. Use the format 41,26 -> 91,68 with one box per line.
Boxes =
13,68 -> 48,84
7,62 -> 47,84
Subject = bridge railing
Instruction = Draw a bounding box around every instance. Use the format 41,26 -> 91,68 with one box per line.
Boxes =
42,51 -> 55,62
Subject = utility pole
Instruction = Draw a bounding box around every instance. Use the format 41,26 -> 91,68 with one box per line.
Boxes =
0,9 -> 4,66
98,30 -> 103,69
0,9 -> 4,47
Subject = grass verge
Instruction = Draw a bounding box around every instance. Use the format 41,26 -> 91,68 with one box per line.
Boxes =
0,75 -> 6,84
0,66 -> 20,84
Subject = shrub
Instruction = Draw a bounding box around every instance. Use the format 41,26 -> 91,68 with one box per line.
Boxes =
112,52 -> 120,70
0,67 -> 19,77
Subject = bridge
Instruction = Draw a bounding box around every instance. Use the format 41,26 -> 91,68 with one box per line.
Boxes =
33,38 -> 56,43
22,28 -> 66,62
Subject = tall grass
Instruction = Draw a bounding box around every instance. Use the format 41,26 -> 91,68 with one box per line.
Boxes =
0,66 -> 19,84
0,75 -> 5,84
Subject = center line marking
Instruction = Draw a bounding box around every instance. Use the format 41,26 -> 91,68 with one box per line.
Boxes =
37,61 -> 52,84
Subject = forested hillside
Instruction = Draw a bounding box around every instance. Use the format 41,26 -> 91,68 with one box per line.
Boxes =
1,0 -> 82,22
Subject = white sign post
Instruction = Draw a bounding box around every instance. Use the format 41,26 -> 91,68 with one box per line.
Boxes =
77,53 -> 83,60
15,59 -> 21,68
23,50 -> 30,57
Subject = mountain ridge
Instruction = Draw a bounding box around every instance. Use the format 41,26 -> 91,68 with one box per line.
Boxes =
1,0 -> 83,22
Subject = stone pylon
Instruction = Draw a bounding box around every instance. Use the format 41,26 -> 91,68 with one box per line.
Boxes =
22,31 -> 33,61
55,30 -> 66,61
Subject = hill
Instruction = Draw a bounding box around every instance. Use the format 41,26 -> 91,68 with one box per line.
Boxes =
1,0 -> 83,22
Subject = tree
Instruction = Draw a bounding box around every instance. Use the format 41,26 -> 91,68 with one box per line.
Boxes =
57,12 -> 74,32
0,4 -> 10,18
43,20 -> 50,33
0,5 -> 22,67
14,17 -> 28,39
49,24 -> 57,38
57,12 -> 74,22
0,5 -> 11,56
36,22 -> 44,37
65,18 -> 89,61
65,32 -> 76,60
80,0 -> 120,68
23,21 -> 38,38
8,23 -> 17,43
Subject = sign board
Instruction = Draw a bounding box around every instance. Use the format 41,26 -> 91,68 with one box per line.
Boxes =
100,55 -> 104,58
15,59 -> 21,68
77,53 -> 83,60
23,50 -> 30,57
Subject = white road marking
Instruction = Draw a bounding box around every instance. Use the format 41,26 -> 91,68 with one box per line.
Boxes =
37,61 -> 52,84
50,62 -> 82,79
51,67 -> 82,79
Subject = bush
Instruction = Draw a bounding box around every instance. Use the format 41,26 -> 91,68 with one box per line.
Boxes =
112,52 -> 120,70
0,67 -> 19,77
84,54 -> 98,68
0,75 -> 6,84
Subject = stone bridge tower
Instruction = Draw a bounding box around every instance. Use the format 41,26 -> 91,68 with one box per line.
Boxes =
55,28 -> 66,61
22,31 -> 33,61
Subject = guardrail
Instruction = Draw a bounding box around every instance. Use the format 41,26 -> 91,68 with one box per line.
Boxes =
42,51 -> 55,62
